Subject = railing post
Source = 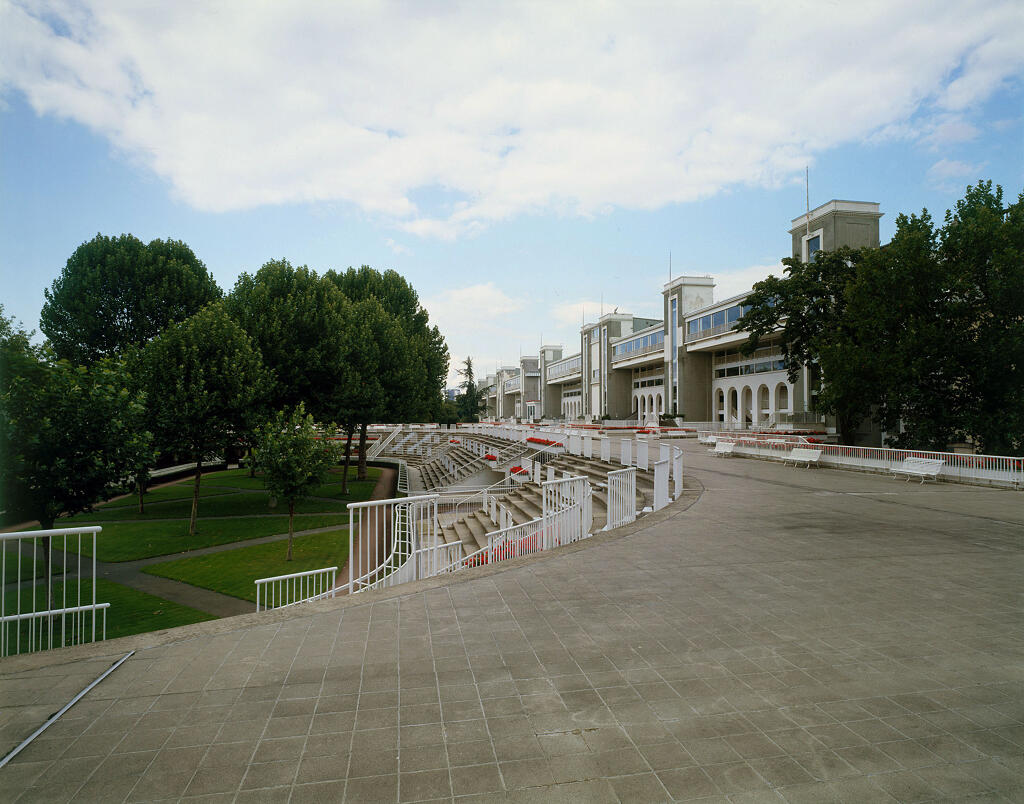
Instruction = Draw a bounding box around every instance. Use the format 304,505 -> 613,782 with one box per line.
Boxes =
653,460 -> 669,511
673,448 -> 683,498
620,439 -> 631,466
636,439 -> 649,471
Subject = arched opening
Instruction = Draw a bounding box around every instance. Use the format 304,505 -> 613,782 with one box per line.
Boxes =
716,389 -> 725,422
757,384 -> 770,422
655,393 -> 662,417
742,386 -> 753,427
728,388 -> 739,425
775,383 -> 789,412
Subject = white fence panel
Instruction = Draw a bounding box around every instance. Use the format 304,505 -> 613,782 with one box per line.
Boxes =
601,437 -> 611,462
256,567 -> 337,611
606,467 -> 637,530
653,460 -> 669,511
636,440 -> 649,471
1,527 -> 108,657
620,439 -> 632,466
583,436 -> 593,459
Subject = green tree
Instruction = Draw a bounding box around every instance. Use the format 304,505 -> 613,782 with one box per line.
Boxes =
456,357 -> 486,422
326,265 -> 449,422
224,260 -> 354,421
252,403 -> 340,561
737,246 -> 871,444
937,182 -> 1024,455
2,310 -> 151,604
40,234 -> 222,365
137,304 -> 270,535
738,181 -> 1024,453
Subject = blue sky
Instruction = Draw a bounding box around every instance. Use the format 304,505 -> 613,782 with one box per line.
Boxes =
1,1 -> 1022,385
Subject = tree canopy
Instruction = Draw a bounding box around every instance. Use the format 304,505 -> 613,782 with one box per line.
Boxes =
456,357 -> 486,422
1,308 -> 149,529
738,181 -> 1024,453
136,304 -> 271,534
224,259 -> 353,422
252,403 -> 340,561
325,265 -> 448,422
40,233 -> 222,364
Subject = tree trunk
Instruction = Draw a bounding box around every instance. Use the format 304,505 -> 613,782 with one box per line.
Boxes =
357,422 -> 368,480
341,425 -> 354,495
286,501 -> 294,561
137,474 -> 146,515
189,458 -> 202,536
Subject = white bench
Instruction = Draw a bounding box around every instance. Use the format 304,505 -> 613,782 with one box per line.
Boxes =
892,457 -> 944,483
784,447 -> 822,468
709,441 -> 735,457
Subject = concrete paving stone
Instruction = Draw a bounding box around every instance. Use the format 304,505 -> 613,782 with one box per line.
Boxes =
444,719 -> 491,745
655,766 -> 720,800
233,786 -> 291,804
343,773 -> 397,802
398,768 -> 452,802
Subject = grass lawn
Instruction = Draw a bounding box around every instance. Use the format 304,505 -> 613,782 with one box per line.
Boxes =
2,578 -> 215,654
69,514 -> 350,562
71,491 -> 350,522
144,528 -> 350,603
51,465 -> 385,562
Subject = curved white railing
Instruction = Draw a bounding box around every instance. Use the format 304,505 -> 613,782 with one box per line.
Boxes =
710,434 -> 1023,490
1,526 -> 108,657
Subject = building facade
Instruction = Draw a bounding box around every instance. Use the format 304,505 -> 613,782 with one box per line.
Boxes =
488,199 -> 882,432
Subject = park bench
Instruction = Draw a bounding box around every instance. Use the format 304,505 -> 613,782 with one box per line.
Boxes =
709,441 -> 735,457
784,447 -> 822,468
892,457 -> 945,483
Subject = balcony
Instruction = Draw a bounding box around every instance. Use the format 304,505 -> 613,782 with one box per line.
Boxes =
685,321 -> 737,342
611,339 -> 664,364
547,359 -> 582,380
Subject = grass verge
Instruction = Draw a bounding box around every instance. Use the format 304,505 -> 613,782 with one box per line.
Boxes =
2,578 -> 215,654
144,528 -> 350,603
70,514 -> 350,562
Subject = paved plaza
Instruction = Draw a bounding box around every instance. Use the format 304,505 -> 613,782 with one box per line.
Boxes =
2,441 -> 1023,802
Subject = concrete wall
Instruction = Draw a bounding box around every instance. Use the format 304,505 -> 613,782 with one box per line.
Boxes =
679,351 -> 712,421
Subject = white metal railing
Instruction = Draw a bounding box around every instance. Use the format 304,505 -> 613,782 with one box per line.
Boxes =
543,475 -> 592,547
1,527 -> 108,657
606,467 -> 637,530
366,425 -> 403,458
347,494 -> 439,593
653,460 -> 669,510
712,435 -> 1024,489
255,566 -> 337,611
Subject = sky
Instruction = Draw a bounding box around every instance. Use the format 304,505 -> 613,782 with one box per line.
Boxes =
1,1 -> 1022,387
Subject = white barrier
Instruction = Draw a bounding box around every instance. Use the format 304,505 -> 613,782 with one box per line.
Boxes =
256,567 -> 337,611
653,460 -> 669,511
606,467 -> 637,530
1,526 -> 108,657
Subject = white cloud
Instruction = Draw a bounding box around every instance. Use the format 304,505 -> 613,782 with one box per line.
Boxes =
926,157 -> 986,191
422,282 -> 529,383
2,1 -> 1022,238
384,238 -> 412,256
712,264 -> 783,303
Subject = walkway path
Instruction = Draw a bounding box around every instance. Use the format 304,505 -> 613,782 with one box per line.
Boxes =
3,445 -> 1023,801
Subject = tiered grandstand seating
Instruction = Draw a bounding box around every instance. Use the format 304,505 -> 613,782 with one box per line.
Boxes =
437,442 -> 654,558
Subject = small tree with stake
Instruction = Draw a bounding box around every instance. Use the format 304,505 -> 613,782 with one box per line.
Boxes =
252,404 -> 340,561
